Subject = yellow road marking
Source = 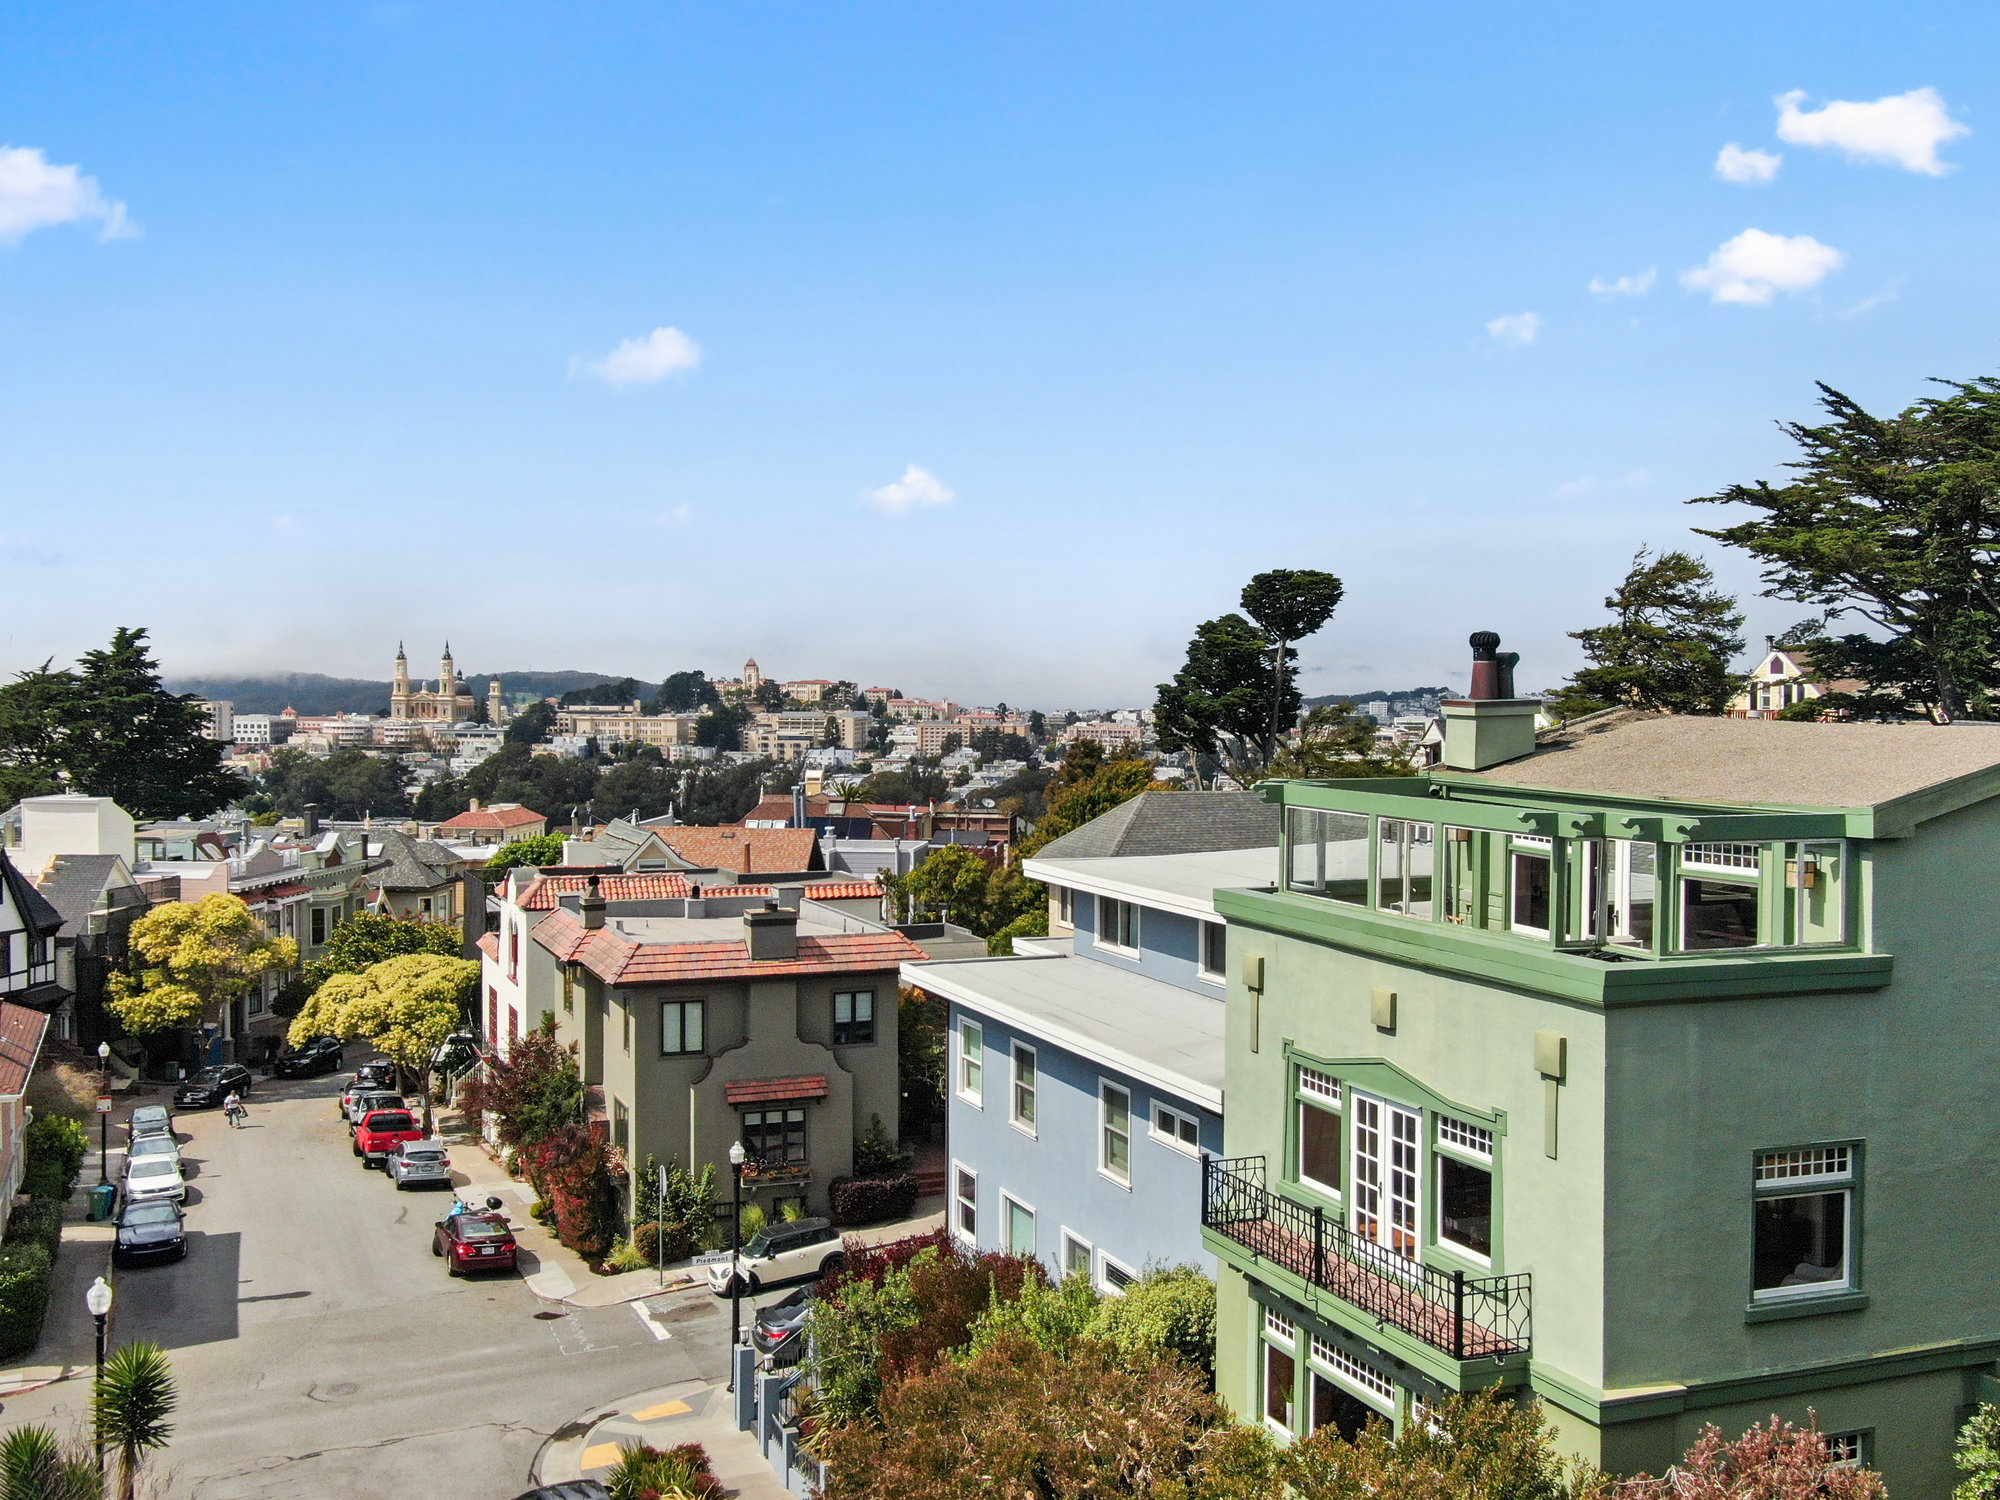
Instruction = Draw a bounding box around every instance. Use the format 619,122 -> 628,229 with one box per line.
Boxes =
632,1399 -> 692,1421
580,1442 -> 625,1471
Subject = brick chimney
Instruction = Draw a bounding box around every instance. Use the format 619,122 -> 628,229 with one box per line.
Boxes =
744,897 -> 798,960
1441,631 -> 1540,771
579,874 -> 606,931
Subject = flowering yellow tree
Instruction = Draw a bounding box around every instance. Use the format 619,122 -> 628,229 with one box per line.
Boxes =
289,953 -> 477,1126
109,894 -> 297,1036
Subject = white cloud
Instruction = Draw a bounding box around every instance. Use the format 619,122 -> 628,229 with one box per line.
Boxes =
1775,87 -> 1968,175
1714,143 -> 1782,184
654,503 -> 694,526
1587,268 -> 1656,298
1554,477 -> 1596,499
577,326 -> 702,387
0,145 -> 138,247
1485,311 -> 1542,348
1680,228 -> 1844,305
862,464 -> 954,517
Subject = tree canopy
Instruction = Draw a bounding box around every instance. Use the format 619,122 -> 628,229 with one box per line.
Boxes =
0,627 -> 246,818
1241,568 -> 1345,761
504,700 -> 558,744
254,746 -> 411,820
109,894 -> 297,1035
1694,376 -> 2000,721
1262,703 -> 1418,780
288,952 -> 477,1079
1545,549 -> 1745,720
652,670 -> 721,713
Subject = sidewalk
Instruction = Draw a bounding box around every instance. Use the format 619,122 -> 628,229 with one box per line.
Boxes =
0,1091 -> 156,1394
533,1378 -> 790,1499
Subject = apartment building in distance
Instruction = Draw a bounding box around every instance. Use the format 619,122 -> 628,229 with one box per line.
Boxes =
1204,631 -> 2000,1495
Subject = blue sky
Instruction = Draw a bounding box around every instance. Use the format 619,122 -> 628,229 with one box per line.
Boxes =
1,4 -> 1993,706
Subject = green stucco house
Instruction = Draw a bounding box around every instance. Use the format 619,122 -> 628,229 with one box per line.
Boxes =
1208,639 -> 2000,1494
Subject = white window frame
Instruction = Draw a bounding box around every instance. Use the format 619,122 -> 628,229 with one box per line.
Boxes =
1061,1228 -> 1092,1279
1432,1115 -> 1494,1268
1751,1143 -> 1857,1303
1309,1332 -> 1397,1417
1100,1250 -> 1137,1297
951,1159 -> 977,1245
1056,887 -> 1074,925
957,1019 -> 983,1106
1151,1100 -> 1201,1156
1010,1041 -> 1038,1136
1822,1430 -> 1869,1469
1099,1080 -> 1133,1186
1507,837 -> 1552,939
1198,921 -> 1226,982
1260,1306 -> 1296,1436
1001,1191 -> 1036,1258
1096,895 -> 1140,955
1297,1079 -> 1344,1201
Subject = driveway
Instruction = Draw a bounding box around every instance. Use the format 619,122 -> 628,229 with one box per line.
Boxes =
1,1072 -> 737,1499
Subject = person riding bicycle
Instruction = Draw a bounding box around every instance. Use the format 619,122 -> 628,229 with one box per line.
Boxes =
222,1090 -> 246,1127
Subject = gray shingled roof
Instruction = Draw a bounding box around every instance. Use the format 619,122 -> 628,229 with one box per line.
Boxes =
1031,791 -> 1280,860
1466,712 -> 2000,810
372,830 -> 464,892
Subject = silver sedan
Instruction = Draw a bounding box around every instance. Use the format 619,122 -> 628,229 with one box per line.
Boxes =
385,1140 -> 453,1190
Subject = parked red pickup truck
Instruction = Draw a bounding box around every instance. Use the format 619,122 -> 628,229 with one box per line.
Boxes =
354,1109 -> 425,1169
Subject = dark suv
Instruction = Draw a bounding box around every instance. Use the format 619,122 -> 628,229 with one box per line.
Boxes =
175,1064 -> 253,1110
273,1037 -> 345,1078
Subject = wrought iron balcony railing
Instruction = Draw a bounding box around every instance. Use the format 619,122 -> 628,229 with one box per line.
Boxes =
1202,1154 -> 1530,1362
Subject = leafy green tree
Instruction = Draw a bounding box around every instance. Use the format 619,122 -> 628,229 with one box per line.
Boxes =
558,678 -> 641,707
93,1341 -> 176,1500
652,670 -> 721,713
479,832 -> 568,880
898,988 -> 948,1137
1241,568 -> 1346,762
594,753 -> 678,821
1084,1265 -> 1216,1377
460,1014 -> 585,1150
259,745 -> 412,820
1020,755 -> 1166,858
461,742 -> 600,819
885,845 -> 991,927
676,759 -> 779,824
302,912 -> 462,986
692,704 -> 751,750
1262,703 -> 1418,781
413,772 -> 466,822
289,953 -> 477,1125
1694,376 -> 2000,721
0,628 -> 245,818
1959,1404 -> 2000,1500
851,764 -> 949,805
110,894 -> 297,1034
505,700 -> 558,745
1156,613 -> 1286,781
1546,549 -> 1745,720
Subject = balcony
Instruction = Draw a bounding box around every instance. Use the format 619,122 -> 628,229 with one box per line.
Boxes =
1202,1155 -> 1529,1364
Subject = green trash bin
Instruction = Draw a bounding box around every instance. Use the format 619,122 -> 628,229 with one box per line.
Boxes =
88,1184 -> 116,1222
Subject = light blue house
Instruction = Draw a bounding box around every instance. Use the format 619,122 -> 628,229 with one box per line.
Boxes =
902,792 -> 1277,1289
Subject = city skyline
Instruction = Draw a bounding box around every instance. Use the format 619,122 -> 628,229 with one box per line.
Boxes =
3,5 -> 1994,702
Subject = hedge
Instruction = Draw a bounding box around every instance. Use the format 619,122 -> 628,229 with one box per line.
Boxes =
2,1202 -> 62,1263
21,1117 -> 89,1204
633,1218 -> 701,1267
828,1173 -> 920,1227
0,1244 -> 54,1361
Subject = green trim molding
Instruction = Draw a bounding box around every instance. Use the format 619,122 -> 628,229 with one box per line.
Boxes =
1215,887 -> 1893,1007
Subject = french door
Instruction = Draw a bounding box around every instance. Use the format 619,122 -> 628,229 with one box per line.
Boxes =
1348,1093 -> 1421,1269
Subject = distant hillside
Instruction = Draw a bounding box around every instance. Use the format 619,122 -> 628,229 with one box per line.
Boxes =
1305,685 -> 1455,709
166,671 -> 661,716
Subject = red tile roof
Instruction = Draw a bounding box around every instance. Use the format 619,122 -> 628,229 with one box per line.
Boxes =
518,873 -> 692,910
734,794 -> 830,827
725,1075 -> 830,1105
649,826 -> 821,875
802,882 -> 883,902
532,909 -> 923,987
476,932 -> 499,961
0,1004 -> 48,1099
438,804 -> 548,833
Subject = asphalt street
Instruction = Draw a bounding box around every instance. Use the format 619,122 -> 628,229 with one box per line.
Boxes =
2,1072 -> 738,1499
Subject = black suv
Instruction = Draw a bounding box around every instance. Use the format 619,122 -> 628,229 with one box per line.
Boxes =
273,1037 -> 345,1078
175,1064 -> 253,1110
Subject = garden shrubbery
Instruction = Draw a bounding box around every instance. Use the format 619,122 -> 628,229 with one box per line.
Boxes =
602,1441 -> 724,1500
20,1117 -> 88,1204
827,1173 -> 919,1227
2,1202 -> 63,1264
0,1245 -> 55,1361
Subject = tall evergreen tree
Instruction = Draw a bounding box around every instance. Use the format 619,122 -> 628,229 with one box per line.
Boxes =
1155,613 -> 1286,780
1693,376 -> 2000,721
1547,549 -> 1745,719
1240,569 -> 1345,763
0,628 -> 244,818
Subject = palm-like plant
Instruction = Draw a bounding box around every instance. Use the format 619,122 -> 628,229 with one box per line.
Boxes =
94,1341 -> 177,1500
0,1423 -> 98,1500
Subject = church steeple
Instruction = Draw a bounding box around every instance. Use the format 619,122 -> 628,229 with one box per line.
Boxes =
439,643 -> 456,698
391,641 -> 411,717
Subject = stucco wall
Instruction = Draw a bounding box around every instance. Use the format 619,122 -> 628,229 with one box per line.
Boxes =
946,1002 -> 1216,1284
1073,893 -> 1224,998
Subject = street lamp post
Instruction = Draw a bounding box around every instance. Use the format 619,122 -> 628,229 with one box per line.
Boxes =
727,1140 -> 746,1391
96,1042 -> 111,1186
86,1276 -> 113,1480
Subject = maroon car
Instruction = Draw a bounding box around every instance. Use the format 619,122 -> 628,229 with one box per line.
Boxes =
432,1211 -> 518,1275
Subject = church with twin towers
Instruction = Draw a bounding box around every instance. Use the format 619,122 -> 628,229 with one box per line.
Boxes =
389,642 -> 506,726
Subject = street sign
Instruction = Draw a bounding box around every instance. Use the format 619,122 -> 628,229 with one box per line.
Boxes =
693,1251 -> 734,1267
95,1096 -> 113,1114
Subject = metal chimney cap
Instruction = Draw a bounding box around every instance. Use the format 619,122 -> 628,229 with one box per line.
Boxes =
1469,631 -> 1502,659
